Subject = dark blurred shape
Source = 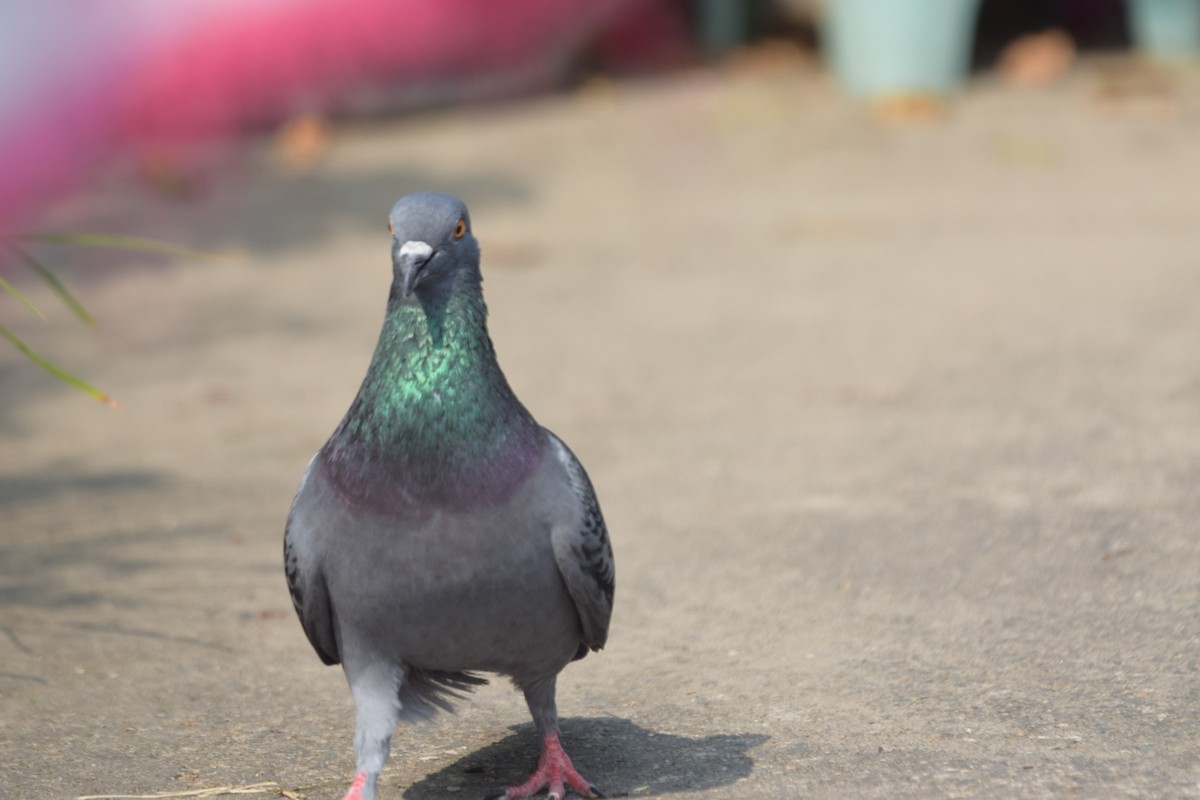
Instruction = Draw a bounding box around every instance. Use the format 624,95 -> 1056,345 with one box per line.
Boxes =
974,0 -> 1130,66
693,0 -> 753,56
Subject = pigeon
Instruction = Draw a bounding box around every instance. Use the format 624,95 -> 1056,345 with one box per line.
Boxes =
284,192 -> 614,800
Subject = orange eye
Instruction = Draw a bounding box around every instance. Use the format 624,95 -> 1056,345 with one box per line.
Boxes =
388,221 -> 394,236
453,219 -> 466,239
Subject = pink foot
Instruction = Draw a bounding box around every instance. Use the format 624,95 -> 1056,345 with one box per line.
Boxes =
341,772 -> 367,800
487,733 -> 604,800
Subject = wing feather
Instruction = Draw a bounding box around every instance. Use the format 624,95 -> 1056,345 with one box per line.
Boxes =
546,432 -> 614,653
284,463 -> 340,666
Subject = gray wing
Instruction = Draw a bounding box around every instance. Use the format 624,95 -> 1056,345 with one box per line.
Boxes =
545,432 -> 615,653
283,459 -> 340,666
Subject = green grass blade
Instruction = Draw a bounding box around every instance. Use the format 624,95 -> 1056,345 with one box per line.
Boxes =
0,273 -> 46,320
0,323 -> 117,407
3,241 -> 95,326
20,232 -> 238,261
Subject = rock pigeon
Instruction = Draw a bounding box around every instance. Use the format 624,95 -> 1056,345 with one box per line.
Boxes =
284,192 -> 615,800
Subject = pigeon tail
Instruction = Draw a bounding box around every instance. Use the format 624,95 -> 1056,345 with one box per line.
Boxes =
398,667 -> 489,722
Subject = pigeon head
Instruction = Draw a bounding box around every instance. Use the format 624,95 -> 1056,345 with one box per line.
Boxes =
388,192 -> 479,300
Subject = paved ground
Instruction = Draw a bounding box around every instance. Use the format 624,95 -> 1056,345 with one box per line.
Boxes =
2,56 -> 1199,800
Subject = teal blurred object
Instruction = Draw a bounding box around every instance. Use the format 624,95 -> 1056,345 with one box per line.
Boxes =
1127,0 -> 1200,58
693,0 -> 749,56
823,0 -> 982,96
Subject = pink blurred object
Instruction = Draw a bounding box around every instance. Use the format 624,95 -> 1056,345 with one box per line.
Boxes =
0,0 -> 687,233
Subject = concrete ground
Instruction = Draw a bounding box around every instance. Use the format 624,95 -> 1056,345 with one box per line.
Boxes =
2,55 -> 1199,800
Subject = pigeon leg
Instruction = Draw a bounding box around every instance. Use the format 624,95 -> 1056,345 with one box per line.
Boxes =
342,662 -> 401,800
486,677 -> 603,800
341,771 -> 374,800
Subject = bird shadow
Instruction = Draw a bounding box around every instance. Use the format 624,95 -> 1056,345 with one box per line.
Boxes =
402,717 -> 768,799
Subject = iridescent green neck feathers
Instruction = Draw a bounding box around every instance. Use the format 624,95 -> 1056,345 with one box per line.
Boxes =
321,269 -> 544,514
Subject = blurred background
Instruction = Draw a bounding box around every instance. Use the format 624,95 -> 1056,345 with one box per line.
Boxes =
0,0 -> 1195,234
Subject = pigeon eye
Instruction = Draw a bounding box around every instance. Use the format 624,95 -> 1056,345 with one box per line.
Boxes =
388,221 -> 394,236
453,219 -> 466,239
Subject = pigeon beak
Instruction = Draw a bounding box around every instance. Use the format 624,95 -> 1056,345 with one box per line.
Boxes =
396,240 -> 434,299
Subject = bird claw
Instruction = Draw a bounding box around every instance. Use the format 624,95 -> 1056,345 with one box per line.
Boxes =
485,787 -> 603,800
487,732 -> 603,799
484,782 -> 606,799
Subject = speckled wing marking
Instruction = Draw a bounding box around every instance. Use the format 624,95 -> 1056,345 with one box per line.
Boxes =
547,432 -> 615,653
284,463 -> 340,666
